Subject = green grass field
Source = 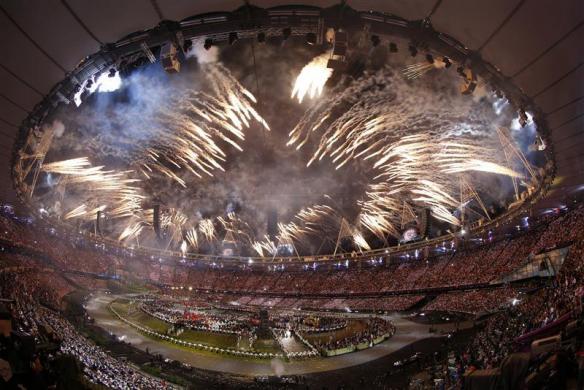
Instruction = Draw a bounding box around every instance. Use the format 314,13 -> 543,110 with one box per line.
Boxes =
109,299 -> 283,358
179,329 -> 238,349
110,301 -> 170,333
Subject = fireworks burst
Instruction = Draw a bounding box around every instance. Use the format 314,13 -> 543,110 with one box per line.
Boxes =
291,52 -> 333,103
218,212 -> 255,244
185,227 -> 199,249
198,219 -> 216,241
37,64 -> 269,249
41,157 -> 144,225
288,66 -> 528,237
28,43 -> 542,257
139,64 -> 270,186
252,238 -> 277,257
402,62 -> 436,80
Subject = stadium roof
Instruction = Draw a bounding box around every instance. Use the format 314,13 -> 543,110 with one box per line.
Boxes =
0,0 -> 582,211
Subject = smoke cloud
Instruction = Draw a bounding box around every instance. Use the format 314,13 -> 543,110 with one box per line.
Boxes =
32,38 -> 542,254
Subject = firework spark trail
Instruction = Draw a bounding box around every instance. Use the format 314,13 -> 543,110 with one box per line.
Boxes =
138,63 -> 269,186
251,205 -> 337,254
252,237 -> 277,257
291,52 -> 333,104
119,221 -> 145,241
253,203 -> 372,252
218,212 -> 255,244
402,62 -> 436,80
288,66 -> 525,237
352,231 -> 371,251
38,54 -> 532,254
64,204 -> 87,220
185,227 -> 199,249
41,63 -> 270,247
198,219 -> 216,241
158,208 -> 189,247
276,221 -> 305,246
42,157 -> 145,229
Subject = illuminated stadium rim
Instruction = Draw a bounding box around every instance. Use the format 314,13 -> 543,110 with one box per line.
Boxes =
11,4 -> 555,265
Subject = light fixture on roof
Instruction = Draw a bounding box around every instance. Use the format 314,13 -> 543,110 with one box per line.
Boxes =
160,42 -> 180,73
228,32 -> 238,45
327,29 -> 348,70
458,67 -> 477,95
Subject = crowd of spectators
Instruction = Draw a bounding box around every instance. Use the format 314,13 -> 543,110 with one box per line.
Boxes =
1,201 -> 584,387
423,287 -> 519,314
44,309 -> 174,389
460,238 -> 584,370
0,266 -> 175,389
157,228 -> 548,296
400,206 -> 584,388
1,204 -> 582,304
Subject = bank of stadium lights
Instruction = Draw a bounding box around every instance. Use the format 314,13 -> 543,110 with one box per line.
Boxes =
73,70 -> 122,106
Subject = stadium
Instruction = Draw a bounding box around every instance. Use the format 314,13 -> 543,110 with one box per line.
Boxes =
0,1 -> 582,388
